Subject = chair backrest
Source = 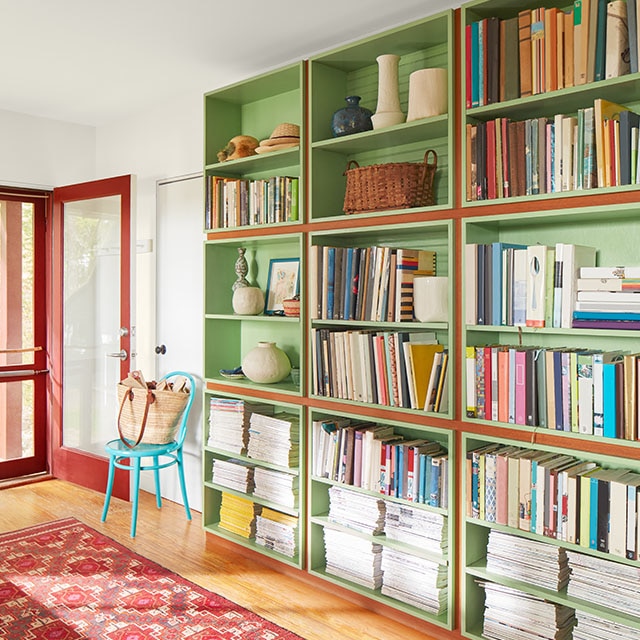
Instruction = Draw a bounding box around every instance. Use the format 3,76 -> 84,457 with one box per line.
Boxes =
160,371 -> 196,447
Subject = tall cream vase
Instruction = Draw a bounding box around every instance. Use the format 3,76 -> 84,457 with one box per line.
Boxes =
371,54 -> 405,129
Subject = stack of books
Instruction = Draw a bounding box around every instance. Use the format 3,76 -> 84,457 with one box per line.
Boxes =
323,527 -> 383,589
327,485 -> 386,535
208,398 -> 273,454
247,412 -> 299,468
573,610 -> 639,640
252,467 -> 298,509
384,502 -> 448,555
218,492 -> 260,539
573,265 -> 640,330
381,547 -> 448,614
486,530 -> 570,591
567,549 -> 640,617
479,580 -> 575,640
255,507 -> 298,558
211,458 -> 255,493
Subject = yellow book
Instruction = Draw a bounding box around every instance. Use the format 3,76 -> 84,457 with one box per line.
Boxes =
594,98 -> 629,187
408,343 -> 444,410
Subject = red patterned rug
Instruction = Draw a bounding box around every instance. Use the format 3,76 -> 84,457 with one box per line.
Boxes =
0,517 -> 303,639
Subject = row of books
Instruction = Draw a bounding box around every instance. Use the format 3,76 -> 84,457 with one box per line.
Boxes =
311,328 -> 449,412
204,174 -> 299,229
466,2 -> 638,108
467,443 -> 640,560
312,416 -> 448,507
466,241 -> 599,329
466,98 -> 639,202
309,245 -> 437,323
466,344 -> 640,440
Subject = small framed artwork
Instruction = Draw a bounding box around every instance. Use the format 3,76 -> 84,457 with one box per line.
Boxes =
264,257 -> 300,315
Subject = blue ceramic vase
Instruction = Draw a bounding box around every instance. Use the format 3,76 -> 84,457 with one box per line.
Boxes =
331,96 -> 373,138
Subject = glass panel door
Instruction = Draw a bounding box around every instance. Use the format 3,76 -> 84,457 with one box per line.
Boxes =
50,175 -> 133,496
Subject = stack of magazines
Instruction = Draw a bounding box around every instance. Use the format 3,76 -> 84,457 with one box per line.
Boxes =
479,581 -> 575,640
255,507 -> 298,558
248,412 -> 299,468
486,530 -> 570,591
211,458 -> 255,493
208,398 -> 273,454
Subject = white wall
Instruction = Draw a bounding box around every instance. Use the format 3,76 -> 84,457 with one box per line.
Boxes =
0,108 -> 96,187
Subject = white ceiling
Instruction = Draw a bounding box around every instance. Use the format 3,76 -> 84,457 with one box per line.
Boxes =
1,0 -> 461,127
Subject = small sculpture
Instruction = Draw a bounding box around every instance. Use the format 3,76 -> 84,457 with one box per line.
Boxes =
233,247 -> 250,291
217,135 -> 259,162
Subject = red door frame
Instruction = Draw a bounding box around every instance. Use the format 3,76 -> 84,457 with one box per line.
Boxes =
49,175 -> 132,498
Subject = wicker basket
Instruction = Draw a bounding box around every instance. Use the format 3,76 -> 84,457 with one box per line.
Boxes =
117,382 -> 189,447
343,149 -> 437,215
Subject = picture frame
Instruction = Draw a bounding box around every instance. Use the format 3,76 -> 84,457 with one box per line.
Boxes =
264,257 -> 300,315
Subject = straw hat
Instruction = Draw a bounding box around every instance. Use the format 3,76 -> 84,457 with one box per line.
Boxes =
255,123 -> 300,153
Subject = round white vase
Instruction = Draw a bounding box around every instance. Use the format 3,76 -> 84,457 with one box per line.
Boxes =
242,341 -> 291,384
232,286 -> 264,315
406,68 -> 448,122
372,54 -> 405,130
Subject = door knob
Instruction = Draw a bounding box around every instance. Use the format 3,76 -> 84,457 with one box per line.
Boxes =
107,349 -> 128,361
155,345 -> 167,355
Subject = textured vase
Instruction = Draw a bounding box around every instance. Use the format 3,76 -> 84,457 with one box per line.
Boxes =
331,96 -> 373,137
232,286 -> 264,315
406,68 -> 448,122
242,341 -> 291,384
371,54 -> 405,130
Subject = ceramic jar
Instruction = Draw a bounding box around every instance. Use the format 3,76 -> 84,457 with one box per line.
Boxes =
331,96 -> 373,137
406,68 -> 448,122
241,341 -> 291,384
232,286 -> 264,315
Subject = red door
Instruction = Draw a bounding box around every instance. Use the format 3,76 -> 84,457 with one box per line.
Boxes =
50,175 -> 134,499
0,189 -> 48,480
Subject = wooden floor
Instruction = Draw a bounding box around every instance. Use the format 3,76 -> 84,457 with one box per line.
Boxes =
0,479 -> 454,640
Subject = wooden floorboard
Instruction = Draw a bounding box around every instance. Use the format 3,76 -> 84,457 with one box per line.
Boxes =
0,479 -> 454,640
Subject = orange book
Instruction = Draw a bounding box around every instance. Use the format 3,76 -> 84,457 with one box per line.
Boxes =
594,98 -> 629,187
557,9 -> 565,89
518,9 -> 533,97
545,7 -> 559,92
564,9 -> 575,87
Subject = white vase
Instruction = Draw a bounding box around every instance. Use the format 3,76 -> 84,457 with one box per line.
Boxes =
242,341 -> 291,384
413,276 -> 449,322
232,286 -> 264,315
406,68 -> 448,122
371,54 -> 405,130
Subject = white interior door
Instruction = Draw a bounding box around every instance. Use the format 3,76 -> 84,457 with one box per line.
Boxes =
149,173 -> 204,511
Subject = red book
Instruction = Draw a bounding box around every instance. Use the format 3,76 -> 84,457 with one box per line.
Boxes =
486,119 -> 497,200
497,347 -> 510,423
501,117 -> 511,197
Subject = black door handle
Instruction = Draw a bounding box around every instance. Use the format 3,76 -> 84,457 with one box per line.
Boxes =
155,344 -> 167,355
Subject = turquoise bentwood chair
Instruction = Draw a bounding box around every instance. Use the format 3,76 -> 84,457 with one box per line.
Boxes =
101,371 -> 196,537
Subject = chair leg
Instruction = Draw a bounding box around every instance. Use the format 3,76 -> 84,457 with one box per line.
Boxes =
153,456 -> 162,509
101,456 -> 116,523
130,457 -> 141,538
176,449 -> 192,521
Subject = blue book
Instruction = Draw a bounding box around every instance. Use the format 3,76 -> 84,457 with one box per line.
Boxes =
471,21 -> 480,108
428,456 -> 443,507
574,310 -> 640,321
478,19 -> 485,107
491,241 -> 527,326
602,361 -> 618,438
418,454 -> 427,503
595,0 -> 610,80
326,247 -> 335,319
343,247 -> 354,320
396,444 -> 403,499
